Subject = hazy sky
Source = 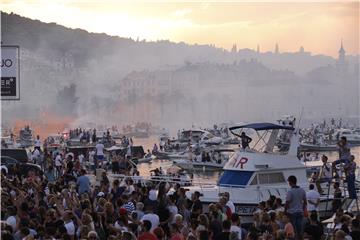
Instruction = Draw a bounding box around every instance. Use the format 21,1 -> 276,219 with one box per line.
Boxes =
2,0 -> 359,57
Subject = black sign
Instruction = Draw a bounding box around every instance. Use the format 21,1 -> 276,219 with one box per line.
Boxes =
1,77 -> 17,96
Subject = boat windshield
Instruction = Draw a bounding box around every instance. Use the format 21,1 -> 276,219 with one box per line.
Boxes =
231,128 -> 293,154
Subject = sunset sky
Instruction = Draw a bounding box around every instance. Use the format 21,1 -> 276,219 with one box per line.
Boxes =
1,0 -> 359,57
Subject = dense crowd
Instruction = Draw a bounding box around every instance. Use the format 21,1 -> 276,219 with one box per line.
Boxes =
2,153 -> 360,240
1,133 -> 359,240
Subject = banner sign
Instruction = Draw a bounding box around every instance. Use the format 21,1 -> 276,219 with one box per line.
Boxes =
1,46 -> 20,100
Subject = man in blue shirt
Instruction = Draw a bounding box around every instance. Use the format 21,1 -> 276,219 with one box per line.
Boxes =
345,155 -> 357,199
285,175 -> 307,240
77,169 -> 90,195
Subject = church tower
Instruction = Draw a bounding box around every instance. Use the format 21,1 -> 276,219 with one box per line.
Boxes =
231,44 -> 237,53
274,43 -> 279,54
337,40 -> 348,73
338,40 -> 346,63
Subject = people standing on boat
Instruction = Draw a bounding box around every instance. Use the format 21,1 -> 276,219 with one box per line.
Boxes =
196,152 -> 202,162
315,155 -> 332,194
188,146 -> 194,161
111,153 -> 120,174
145,149 -> 152,158
284,175 -> 307,240
94,140 -> 105,169
34,135 -> 41,151
31,147 -> 41,165
92,129 -> 96,143
306,184 -> 320,213
54,152 -> 63,178
333,137 -> 351,179
152,143 -> 158,154
344,155 -> 357,199
338,136 -> 351,160
240,132 -> 252,149
204,152 -> 210,162
126,145 -> 132,158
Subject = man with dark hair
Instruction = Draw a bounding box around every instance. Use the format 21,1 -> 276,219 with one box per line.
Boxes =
240,132 -> 252,149
338,136 -> 350,160
215,220 -> 232,240
344,155 -> 357,199
76,169 -> 90,195
138,220 -> 157,240
190,191 -> 203,219
285,175 -> 307,240
315,155 -> 332,194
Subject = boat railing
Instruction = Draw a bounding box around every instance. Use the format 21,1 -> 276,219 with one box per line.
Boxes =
109,174 -> 193,185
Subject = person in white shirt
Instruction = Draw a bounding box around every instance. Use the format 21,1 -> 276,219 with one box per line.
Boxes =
168,195 -> 179,223
126,145 -> 132,158
316,155 -> 332,194
141,205 -> 160,232
306,184 -> 320,212
95,141 -> 105,168
196,153 -> 202,162
78,153 -> 85,165
63,211 -> 76,237
54,153 -> 63,178
32,148 -> 40,164
5,206 -> 17,232
230,213 -> 245,240
34,135 -> 41,150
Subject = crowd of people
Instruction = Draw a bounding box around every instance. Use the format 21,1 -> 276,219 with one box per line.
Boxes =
2,156 -> 360,240
1,128 -> 360,240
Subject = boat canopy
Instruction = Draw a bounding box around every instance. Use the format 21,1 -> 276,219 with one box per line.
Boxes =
229,123 -> 294,131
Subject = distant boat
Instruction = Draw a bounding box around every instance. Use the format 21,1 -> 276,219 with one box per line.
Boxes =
173,148 -> 235,170
335,129 -> 360,144
299,143 -> 338,152
18,126 -> 34,148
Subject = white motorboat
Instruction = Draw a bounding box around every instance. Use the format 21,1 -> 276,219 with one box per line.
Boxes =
155,150 -> 189,159
173,148 -> 236,170
335,129 -> 360,144
105,145 -> 156,164
182,121 -> 337,224
299,143 -> 338,152
137,154 -> 156,163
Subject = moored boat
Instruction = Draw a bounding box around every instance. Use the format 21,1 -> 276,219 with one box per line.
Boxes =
181,121 -> 341,225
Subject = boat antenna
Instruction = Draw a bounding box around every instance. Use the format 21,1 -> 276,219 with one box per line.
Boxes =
296,107 -> 304,132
